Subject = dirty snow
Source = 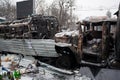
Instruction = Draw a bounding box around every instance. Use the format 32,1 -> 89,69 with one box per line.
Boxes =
0,54 -> 92,80
55,30 -> 79,37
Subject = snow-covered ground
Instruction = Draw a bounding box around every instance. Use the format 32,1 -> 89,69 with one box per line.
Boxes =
0,54 -> 91,80
1,54 -> 120,80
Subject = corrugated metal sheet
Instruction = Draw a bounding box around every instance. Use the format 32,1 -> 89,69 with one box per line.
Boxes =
0,39 -> 58,57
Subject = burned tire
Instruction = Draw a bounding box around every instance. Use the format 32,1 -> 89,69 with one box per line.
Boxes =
56,55 -> 72,69
55,46 -> 79,69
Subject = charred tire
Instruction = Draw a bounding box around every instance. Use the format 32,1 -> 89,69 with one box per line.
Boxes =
56,55 -> 71,69
56,54 -> 77,69
55,45 -> 78,69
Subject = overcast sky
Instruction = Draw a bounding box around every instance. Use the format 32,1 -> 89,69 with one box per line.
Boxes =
12,0 -> 119,20
74,0 -> 119,20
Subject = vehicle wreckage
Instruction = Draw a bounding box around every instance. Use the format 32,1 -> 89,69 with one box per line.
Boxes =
81,7 -> 120,68
55,6 -> 120,69
55,19 -> 117,68
0,15 -> 59,66
0,7 -> 120,69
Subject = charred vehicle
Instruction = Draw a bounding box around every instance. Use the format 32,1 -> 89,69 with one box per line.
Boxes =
81,6 -> 120,68
55,5 -> 120,69
55,17 -> 120,68
81,19 -> 117,67
0,15 -> 61,65
0,7 -> 120,69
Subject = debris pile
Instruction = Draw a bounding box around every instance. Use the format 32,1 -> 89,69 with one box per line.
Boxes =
0,54 -> 92,80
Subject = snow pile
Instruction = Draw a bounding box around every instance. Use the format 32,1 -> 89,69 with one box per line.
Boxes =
55,30 -> 79,37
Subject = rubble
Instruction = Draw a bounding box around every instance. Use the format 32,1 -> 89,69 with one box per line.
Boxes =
0,54 -> 92,80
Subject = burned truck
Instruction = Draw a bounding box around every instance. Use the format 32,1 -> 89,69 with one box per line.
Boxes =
55,17 -> 120,68
80,19 -> 117,67
54,5 -> 120,69
51,6 -> 120,70
0,15 -> 61,64
80,7 -> 120,68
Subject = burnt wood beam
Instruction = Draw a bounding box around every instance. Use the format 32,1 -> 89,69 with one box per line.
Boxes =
102,22 -> 110,60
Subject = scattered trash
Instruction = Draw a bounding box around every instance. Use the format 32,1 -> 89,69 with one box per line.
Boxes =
0,54 -> 92,80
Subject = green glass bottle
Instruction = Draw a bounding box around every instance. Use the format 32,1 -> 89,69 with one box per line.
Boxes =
13,70 -> 21,80
13,70 -> 18,79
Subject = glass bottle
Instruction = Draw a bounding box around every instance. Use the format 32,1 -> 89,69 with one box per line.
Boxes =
13,70 -> 18,79
10,73 -> 14,80
2,72 -> 6,80
3,72 -> 9,80
14,70 -> 21,80
7,71 -> 11,79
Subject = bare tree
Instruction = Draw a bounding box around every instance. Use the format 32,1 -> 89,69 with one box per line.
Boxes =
35,0 -> 45,15
0,0 -> 16,20
49,0 -> 75,30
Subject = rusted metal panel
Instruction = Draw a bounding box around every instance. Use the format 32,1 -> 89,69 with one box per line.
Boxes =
0,39 -> 58,57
